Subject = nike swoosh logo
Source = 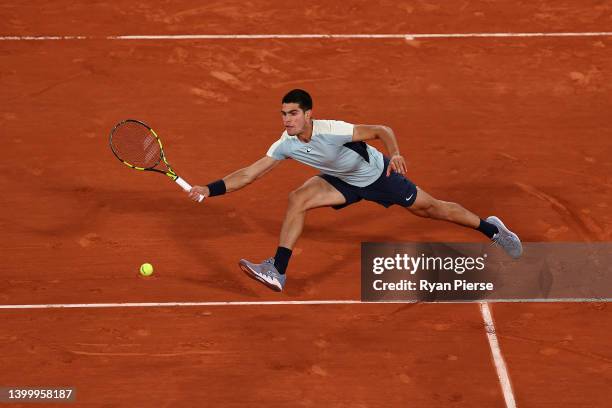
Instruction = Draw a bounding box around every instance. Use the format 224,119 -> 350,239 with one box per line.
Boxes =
306,148 -> 312,152
405,193 -> 414,201
259,273 -> 280,287
253,269 -> 278,283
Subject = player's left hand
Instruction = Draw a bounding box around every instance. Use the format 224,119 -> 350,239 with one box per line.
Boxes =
387,153 -> 407,177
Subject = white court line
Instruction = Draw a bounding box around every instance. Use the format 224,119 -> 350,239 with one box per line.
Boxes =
0,300 -> 383,309
0,298 -> 609,310
480,302 -> 517,408
1,32 -> 612,41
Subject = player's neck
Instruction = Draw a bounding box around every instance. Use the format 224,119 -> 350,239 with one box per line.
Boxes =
297,119 -> 314,143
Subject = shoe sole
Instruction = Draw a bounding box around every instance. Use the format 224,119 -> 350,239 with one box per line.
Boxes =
488,216 -> 523,258
239,262 -> 283,292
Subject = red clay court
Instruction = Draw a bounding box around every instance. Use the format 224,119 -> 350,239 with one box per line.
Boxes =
1,1 -> 611,407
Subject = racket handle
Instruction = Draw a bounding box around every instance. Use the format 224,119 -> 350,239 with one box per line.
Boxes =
175,177 -> 205,202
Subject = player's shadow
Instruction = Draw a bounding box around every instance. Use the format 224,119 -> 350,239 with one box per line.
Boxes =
247,210 -> 410,244
284,249 -> 356,297
92,189 -> 261,297
243,209 -> 398,296
12,177 -> 261,297
161,200 -> 262,297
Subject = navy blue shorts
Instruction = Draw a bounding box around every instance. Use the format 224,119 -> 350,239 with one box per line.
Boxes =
319,157 -> 418,210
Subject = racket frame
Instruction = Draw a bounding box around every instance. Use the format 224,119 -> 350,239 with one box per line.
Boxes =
109,119 -> 204,202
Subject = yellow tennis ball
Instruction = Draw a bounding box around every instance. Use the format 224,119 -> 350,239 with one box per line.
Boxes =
139,263 -> 154,277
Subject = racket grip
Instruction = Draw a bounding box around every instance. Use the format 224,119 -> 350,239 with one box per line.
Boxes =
175,177 -> 205,202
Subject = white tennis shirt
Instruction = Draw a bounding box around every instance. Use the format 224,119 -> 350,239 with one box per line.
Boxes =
266,120 -> 385,187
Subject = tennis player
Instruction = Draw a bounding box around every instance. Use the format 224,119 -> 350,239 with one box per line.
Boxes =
189,89 -> 522,291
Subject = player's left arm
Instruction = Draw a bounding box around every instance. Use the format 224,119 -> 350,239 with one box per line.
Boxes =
352,125 -> 407,176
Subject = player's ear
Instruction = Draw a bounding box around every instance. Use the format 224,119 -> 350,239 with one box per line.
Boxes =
305,109 -> 312,120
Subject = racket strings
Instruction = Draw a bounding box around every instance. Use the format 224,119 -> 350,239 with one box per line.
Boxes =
111,122 -> 162,169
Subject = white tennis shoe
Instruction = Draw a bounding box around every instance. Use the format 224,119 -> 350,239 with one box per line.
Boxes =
487,216 -> 523,259
239,257 -> 286,291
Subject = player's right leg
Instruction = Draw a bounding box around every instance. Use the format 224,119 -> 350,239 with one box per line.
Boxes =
279,176 -> 346,249
239,176 -> 346,291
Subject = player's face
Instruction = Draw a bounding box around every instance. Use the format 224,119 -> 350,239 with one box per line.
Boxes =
281,103 -> 311,136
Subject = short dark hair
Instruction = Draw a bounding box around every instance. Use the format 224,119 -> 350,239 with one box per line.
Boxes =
282,89 -> 312,111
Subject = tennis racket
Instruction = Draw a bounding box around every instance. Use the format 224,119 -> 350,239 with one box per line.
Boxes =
109,119 -> 204,202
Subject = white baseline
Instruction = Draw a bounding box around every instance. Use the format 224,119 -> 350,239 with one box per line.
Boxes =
0,298 -> 609,310
1,32 -> 612,41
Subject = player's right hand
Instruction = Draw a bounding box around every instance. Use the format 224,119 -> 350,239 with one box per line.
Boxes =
188,186 -> 209,202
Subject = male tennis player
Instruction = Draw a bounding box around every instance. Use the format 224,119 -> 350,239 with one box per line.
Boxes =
189,89 -> 522,291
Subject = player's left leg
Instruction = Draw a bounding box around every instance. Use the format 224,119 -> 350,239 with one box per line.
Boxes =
407,187 -> 522,258
360,156 -> 522,259
407,187 -> 480,228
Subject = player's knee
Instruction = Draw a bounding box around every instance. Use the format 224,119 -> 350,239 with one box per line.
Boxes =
287,189 -> 308,211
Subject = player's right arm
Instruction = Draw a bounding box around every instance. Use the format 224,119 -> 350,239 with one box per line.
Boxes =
223,156 -> 280,192
188,156 -> 280,200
